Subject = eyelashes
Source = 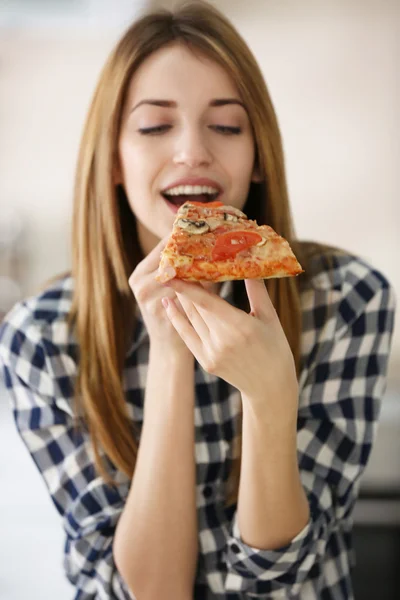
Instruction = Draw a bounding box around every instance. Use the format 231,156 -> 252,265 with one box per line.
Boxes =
212,125 -> 242,135
138,125 -> 171,135
137,125 -> 242,136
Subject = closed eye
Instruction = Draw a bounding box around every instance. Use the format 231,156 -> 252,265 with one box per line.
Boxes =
137,124 -> 242,136
210,125 -> 242,135
138,125 -> 172,135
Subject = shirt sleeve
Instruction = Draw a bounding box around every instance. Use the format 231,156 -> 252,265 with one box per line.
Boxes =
223,265 -> 396,597
0,312 -> 135,600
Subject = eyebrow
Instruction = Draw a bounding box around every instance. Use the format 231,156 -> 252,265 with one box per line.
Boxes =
130,98 -> 246,113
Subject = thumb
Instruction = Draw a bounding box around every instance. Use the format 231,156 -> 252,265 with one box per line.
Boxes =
245,279 -> 277,324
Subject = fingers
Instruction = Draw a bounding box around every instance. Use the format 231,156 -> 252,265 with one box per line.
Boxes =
166,279 -> 242,324
166,278 -> 277,329
162,297 -> 203,356
244,279 -> 277,323
175,292 -> 210,341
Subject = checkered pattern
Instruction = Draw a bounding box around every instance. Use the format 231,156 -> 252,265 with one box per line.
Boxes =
0,252 -> 395,599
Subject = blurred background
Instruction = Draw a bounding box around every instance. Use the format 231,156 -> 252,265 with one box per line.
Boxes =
0,0 -> 399,598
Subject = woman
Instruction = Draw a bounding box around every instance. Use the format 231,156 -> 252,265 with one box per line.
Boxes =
0,2 -> 395,599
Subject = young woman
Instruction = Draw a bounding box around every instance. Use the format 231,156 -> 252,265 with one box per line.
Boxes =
0,2 -> 395,599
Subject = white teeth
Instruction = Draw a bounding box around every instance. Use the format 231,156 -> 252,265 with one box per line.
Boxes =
164,185 -> 219,196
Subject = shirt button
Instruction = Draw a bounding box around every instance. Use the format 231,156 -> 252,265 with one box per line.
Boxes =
230,542 -> 241,554
203,485 -> 213,498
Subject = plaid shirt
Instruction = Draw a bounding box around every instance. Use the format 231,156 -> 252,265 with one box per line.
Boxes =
0,252 -> 395,600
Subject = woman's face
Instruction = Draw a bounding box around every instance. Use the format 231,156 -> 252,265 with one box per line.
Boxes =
117,43 -> 259,255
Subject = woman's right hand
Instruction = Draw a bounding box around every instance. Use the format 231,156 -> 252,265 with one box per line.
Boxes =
128,237 -> 190,353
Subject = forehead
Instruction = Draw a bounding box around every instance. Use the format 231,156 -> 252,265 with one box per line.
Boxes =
125,43 -> 239,106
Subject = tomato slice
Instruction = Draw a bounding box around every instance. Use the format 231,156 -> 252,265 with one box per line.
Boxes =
212,230 -> 262,261
188,200 -> 224,208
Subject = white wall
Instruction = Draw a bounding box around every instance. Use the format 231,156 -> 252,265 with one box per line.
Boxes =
0,0 -> 399,382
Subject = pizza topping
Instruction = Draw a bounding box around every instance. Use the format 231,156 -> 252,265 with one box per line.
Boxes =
176,218 -> 210,234
177,201 -> 247,220
185,200 -> 224,208
214,205 -> 247,218
177,204 -> 192,216
177,202 -> 223,217
204,219 -> 229,232
223,212 -> 238,222
167,193 -> 218,205
211,230 -> 264,261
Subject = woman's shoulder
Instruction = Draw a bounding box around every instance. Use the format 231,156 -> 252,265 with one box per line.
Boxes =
0,273 -> 77,398
1,272 -> 74,341
298,242 -> 395,337
300,242 -> 390,294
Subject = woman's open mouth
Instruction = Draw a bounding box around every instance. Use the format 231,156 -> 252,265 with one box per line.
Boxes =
162,184 -> 221,212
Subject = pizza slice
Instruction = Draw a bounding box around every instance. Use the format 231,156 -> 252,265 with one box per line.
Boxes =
156,201 -> 303,283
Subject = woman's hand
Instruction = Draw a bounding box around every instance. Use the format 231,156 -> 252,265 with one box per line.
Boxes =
128,238 -> 190,354
163,279 -> 299,420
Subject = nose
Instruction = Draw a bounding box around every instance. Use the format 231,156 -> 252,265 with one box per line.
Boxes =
173,128 -> 212,168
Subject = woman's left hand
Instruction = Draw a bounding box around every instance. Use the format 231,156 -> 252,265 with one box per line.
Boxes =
163,279 -> 299,419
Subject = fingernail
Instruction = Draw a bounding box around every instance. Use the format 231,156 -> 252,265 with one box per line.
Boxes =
161,297 -> 169,309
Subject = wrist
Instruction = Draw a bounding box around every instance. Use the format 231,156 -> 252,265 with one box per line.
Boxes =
145,342 -> 195,420
149,340 -> 194,366
242,393 -> 298,437
241,382 -> 298,423
241,402 -> 299,480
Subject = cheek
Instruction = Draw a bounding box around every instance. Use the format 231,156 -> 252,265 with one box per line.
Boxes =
119,143 -> 151,191
223,135 -> 255,168
229,142 -> 256,185
120,136 -> 168,180
225,140 -> 256,210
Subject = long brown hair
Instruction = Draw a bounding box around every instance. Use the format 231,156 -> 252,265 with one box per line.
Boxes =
69,0 -> 317,506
